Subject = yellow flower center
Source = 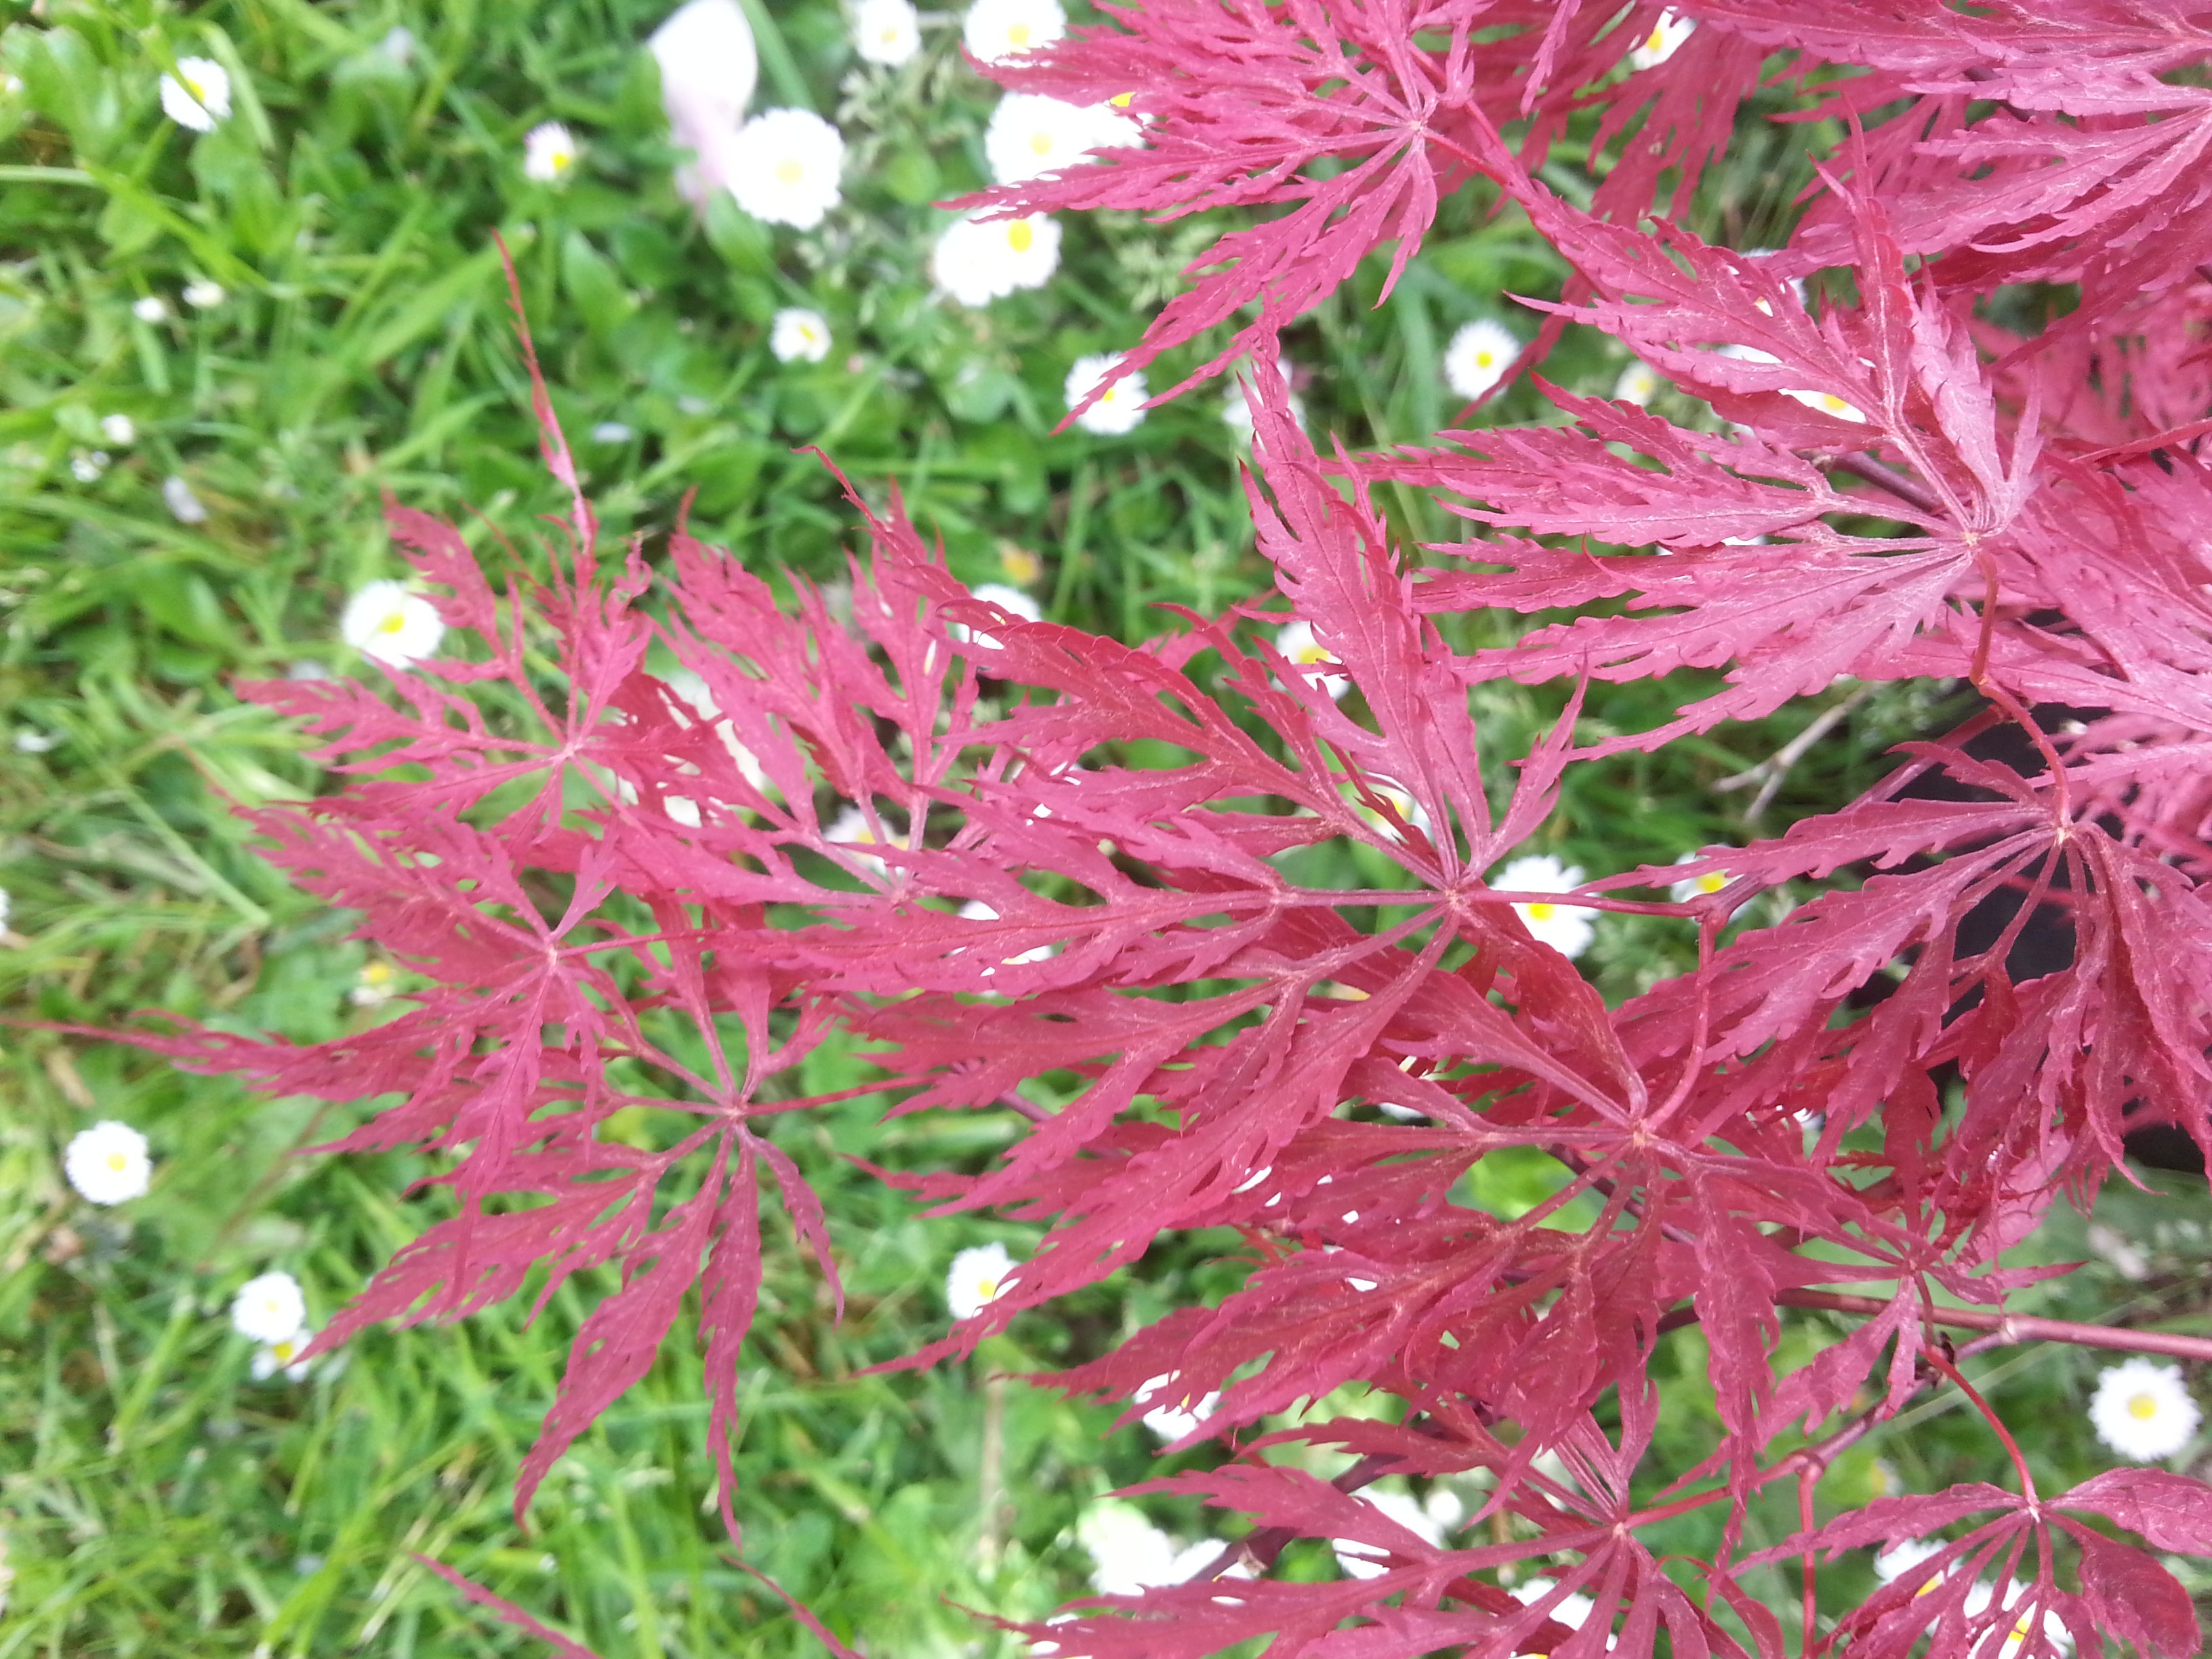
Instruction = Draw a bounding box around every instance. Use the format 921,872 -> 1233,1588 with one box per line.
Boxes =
1008,22 -> 1031,45
1821,394 -> 1849,414
363,962 -> 392,984
1000,545 -> 1042,585
1006,220 -> 1034,253
1697,872 -> 1725,893
975,1275 -> 1000,1301
2130,1391 -> 2160,1420
1031,130 -> 1054,155
550,148 -> 571,171
1110,91 -> 1133,107
1295,644 -> 1331,664
1646,27 -> 1665,51
108,1151 -> 129,1171
777,158 -> 805,184
272,1340 -> 296,1363
1528,902 -> 1557,922
1475,350 -> 1494,367
378,609 -> 409,634
881,25 -> 900,41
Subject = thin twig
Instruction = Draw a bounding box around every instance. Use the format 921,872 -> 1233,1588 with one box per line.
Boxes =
1714,683 -> 1876,822
978,1372 -> 1008,1572
1828,453 -> 1944,518
1925,1349 -> 2039,1500
1778,1289 -> 2212,1361
1798,1467 -> 1821,1658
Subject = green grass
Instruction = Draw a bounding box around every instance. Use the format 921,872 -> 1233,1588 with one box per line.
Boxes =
4,2 -> 2211,1654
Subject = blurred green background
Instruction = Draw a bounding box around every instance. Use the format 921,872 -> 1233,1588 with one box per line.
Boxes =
2,1 -> 2207,1654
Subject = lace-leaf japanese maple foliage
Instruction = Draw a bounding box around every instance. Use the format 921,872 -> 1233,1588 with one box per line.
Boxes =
123,1 -> 2212,1655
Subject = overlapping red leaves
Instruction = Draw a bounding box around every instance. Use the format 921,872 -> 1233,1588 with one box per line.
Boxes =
114,2 -> 2212,1655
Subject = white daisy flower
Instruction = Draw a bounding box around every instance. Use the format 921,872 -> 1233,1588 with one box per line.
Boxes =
70,450 -> 110,483
1741,249 -> 1811,312
523,121 -> 579,182
1873,1536 -> 1948,1586
1076,1502 -> 1197,1595
1668,848 -> 1732,903
1444,319 -> 1520,401
769,307 -> 832,363
611,770 -> 706,827
132,295 -> 171,323
379,26 -> 418,67
1334,1486 -> 1446,1579
945,1241 -> 1016,1319
651,0 -> 758,137
1423,1486 -> 1465,1531
1613,361 -> 1662,407
1627,9 -> 1694,70
1090,98 -> 1145,150
251,1329 -> 315,1382
1714,344 -> 1866,422
1783,386 -> 1869,423
824,802 -> 909,878
1969,1583 -> 2075,1659
984,93 -> 1113,186
7,731 -> 45,753
854,0 -> 922,65
231,1271 -> 308,1345
1512,1578 -> 1610,1645
2086,1222 -> 2151,1282
62,1121 -> 152,1206
930,212 -> 1061,306
968,579 -> 1044,623
159,56 -> 232,132
1273,619 -> 1350,702
350,959 -> 400,1007
1223,371 -> 1307,440
340,579 -> 446,668
590,421 -> 636,443
1355,783 -> 1434,844
1493,853 -> 1597,959
100,413 -> 136,445
962,0 -> 1065,65
1134,1372 -> 1220,1441
1716,342 -> 1778,366
658,669 -> 774,798
956,899 -> 1054,968
726,108 -> 845,229
2089,1358 -> 2201,1461
162,474 -> 208,525
1064,353 -> 1147,436
949,581 -> 1042,651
